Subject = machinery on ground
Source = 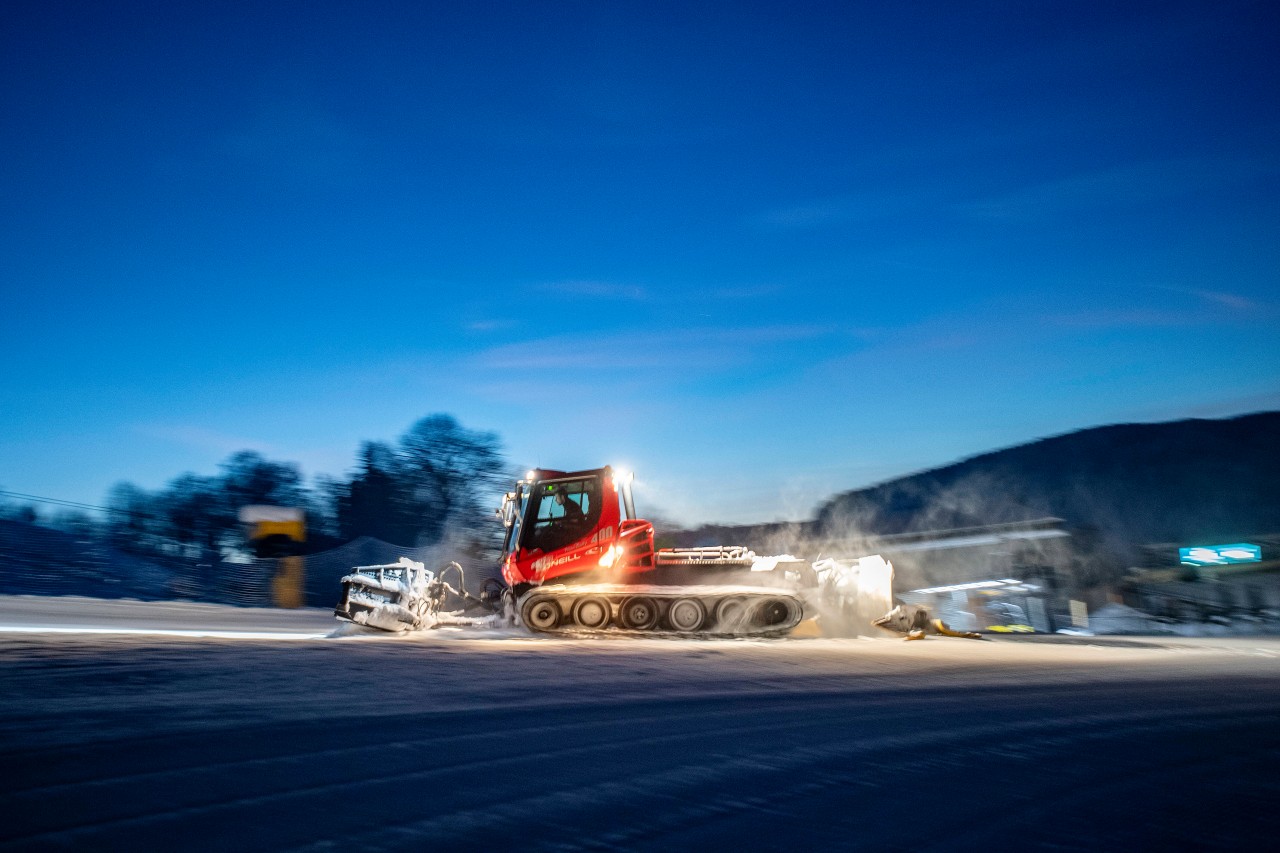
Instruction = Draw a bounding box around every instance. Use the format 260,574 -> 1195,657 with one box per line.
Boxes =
334,466 -> 892,637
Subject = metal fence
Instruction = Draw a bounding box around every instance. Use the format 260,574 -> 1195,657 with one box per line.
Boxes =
0,519 -> 490,608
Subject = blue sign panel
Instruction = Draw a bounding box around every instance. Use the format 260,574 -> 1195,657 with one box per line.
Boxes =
1179,543 -> 1262,566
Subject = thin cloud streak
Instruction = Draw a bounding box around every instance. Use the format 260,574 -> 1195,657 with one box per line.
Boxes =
1190,290 -> 1258,311
1155,286 -> 1264,313
472,324 -> 840,372
538,280 -> 649,300
133,424 -> 277,456
465,319 -> 515,332
1044,308 -> 1192,330
751,191 -> 923,230
957,157 -> 1271,221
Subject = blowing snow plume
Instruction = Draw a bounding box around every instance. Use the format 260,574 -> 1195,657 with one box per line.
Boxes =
807,555 -> 895,637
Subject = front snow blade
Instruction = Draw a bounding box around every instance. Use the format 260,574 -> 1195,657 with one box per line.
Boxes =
334,559 -> 435,632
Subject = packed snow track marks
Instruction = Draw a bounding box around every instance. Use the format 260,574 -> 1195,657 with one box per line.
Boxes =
1,689 -> 1276,850
2,628 -> 1279,850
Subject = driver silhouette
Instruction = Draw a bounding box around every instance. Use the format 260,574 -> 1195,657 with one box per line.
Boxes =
554,485 -> 585,522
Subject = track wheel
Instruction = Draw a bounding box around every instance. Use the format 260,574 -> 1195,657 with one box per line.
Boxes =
714,597 -> 748,631
666,597 -> 706,632
619,596 -> 660,630
521,595 -> 561,631
753,597 -> 796,628
572,596 -> 612,630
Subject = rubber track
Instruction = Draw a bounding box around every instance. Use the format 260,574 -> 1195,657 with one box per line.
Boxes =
519,587 -> 805,638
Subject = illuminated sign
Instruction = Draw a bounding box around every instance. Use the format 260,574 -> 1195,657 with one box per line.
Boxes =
1179,543 -> 1261,566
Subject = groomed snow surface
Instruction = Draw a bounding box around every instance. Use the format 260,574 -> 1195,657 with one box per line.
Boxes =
2,595 -> 1278,851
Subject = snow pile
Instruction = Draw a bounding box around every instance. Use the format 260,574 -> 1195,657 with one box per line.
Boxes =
348,603 -> 422,632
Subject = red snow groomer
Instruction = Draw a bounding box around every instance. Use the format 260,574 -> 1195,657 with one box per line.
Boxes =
335,466 -> 884,637
498,467 -> 805,636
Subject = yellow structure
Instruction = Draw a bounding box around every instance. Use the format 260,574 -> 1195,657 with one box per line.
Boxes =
239,506 -> 306,608
272,556 -> 305,609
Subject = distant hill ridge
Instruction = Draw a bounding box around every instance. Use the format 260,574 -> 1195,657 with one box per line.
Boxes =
678,412 -> 1280,554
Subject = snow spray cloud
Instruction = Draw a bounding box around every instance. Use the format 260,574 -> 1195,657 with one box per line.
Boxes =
793,465 -> 1082,592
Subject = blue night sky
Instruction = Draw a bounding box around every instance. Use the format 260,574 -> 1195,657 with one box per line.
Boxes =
2,0 -> 1278,524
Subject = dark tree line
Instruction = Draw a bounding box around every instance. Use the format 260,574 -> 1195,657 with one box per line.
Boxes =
85,414 -> 511,563
322,414 -> 510,547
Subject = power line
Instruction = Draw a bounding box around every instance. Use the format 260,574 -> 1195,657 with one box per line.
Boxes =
0,490 -> 126,515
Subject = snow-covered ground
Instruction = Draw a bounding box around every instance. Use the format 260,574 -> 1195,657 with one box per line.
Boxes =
0,594 -> 333,635
2,595 -> 1278,850
2,594 -> 1278,748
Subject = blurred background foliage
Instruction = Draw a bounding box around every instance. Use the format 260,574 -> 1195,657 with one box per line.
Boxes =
0,414 -> 512,566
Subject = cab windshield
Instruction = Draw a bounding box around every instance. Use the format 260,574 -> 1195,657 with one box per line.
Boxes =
522,477 -> 601,553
